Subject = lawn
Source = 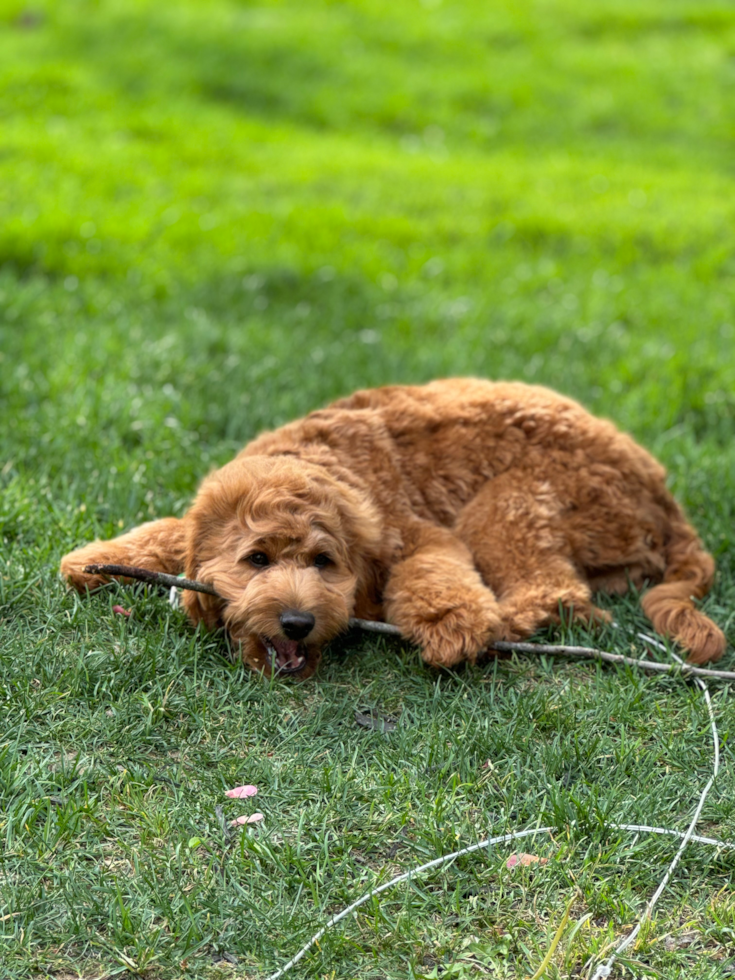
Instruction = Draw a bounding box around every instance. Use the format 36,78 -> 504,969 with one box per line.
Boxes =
1,0 -> 735,977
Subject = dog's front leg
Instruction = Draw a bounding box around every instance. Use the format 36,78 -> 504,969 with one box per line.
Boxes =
60,517 -> 187,593
383,524 -> 502,668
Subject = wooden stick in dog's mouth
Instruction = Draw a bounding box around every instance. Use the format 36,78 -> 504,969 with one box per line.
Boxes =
84,563 -> 219,596
82,562 -> 735,682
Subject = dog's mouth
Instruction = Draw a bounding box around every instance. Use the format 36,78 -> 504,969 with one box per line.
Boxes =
260,636 -> 309,674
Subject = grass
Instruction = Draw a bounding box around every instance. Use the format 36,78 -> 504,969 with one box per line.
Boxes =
1,0 -> 735,977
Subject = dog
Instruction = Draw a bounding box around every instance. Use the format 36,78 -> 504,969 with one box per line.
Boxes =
60,378 -> 726,678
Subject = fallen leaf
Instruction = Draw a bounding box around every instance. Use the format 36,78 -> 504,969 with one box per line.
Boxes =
229,812 -> 264,827
112,605 -> 131,617
506,852 -> 548,869
355,708 -> 397,732
225,784 -> 258,799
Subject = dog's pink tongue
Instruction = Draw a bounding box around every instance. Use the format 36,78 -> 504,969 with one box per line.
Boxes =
271,637 -> 303,670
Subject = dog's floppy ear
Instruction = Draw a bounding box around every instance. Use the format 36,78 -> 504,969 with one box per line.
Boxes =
331,481 -> 382,556
181,583 -> 223,631
325,478 -> 393,618
180,467 -> 239,630
182,509 -> 228,630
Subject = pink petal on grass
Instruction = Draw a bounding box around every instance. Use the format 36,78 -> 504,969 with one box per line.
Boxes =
225,785 -> 258,799
112,605 -> 131,617
229,813 -> 264,827
506,852 -> 548,870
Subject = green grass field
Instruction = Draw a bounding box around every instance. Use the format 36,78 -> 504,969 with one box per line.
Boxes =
1,1 -> 735,977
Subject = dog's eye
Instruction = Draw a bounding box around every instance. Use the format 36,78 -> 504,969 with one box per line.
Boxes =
314,553 -> 332,568
247,552 -> 270,568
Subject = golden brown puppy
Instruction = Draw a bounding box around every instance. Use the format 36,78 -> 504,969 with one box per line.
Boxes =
61,379 -> 726,678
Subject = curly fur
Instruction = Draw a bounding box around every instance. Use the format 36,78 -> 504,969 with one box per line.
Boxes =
61,379 -> 726,677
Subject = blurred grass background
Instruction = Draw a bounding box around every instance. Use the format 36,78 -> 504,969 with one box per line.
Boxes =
1,1 -> 735,978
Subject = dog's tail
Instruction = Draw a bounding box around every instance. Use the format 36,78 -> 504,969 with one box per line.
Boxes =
641,506 -> 726,664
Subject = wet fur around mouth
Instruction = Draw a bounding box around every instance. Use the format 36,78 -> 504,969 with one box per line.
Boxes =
60,378 -> 727,676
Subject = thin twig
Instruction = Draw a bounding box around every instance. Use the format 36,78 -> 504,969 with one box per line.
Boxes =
264,825 -> 554,980
263,820 -> 735,980
348,616 -> 403,636
489,640 -> 735,681
84,563 -> 219,596
83,563 -> 735,682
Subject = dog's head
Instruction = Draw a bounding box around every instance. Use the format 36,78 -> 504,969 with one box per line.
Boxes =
182,455 -> 382,678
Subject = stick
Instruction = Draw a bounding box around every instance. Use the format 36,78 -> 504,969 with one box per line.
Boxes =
490,640 -> 735,681
84,563 -> 735,682
84,563 -> 219,596
348,616 -> 403,636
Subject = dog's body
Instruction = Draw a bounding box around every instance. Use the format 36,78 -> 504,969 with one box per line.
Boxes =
61,378 -> 726,677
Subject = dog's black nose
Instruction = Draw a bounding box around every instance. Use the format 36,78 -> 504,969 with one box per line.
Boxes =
279,610 -> 315,640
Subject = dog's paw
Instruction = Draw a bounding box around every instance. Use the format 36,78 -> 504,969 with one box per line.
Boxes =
60,550 -> 110,593
392,588 -> 503,668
